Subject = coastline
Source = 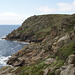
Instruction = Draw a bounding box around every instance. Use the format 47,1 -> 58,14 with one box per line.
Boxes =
0,14 -> 75,75
0,37 -> 29,69
2,38 -> 30,44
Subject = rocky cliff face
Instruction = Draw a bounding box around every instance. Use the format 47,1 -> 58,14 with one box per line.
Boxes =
1,14 -> 75,75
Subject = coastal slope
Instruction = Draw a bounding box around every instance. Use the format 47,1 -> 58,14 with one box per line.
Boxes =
1,14 -> 75,75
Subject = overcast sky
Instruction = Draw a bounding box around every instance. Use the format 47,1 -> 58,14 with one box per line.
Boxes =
0,0 -> 75,25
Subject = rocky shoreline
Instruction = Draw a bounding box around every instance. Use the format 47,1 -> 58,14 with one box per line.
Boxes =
0,14 -> 75,75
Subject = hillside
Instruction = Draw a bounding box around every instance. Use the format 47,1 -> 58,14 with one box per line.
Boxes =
5,14 -> 71,42
1,14 -> 75,75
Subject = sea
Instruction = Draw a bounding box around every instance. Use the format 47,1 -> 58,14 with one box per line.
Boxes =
0,25 -> 28,68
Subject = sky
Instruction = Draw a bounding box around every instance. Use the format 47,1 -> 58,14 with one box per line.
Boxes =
0,0 -> 75,25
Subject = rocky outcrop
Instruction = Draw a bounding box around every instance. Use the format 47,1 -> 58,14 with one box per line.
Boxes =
60,64 -> 75,75
55,54 -> 75,75
7,43 -> 50,67
52,32 -> 75,52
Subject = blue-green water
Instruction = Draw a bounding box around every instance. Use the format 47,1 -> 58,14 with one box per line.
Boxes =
0,25 -> 27,68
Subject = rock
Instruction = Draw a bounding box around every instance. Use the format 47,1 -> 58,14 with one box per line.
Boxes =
7,57 -> 25,67
68,54 -> 75,65
45,58 -> 56,64
50,26 -> 58,39
43,68 -> 49,75
12,58 -> 25,67
7,56 -> 17,65
51,34 -> 70,52
7,43 -> 50,67
0,66 -> 17,75
56,54 -> 75,75
57,33 -> 70,46
60,66 -> 68,70
55,69 -> 61,75
60,64 -> 75,75
51,32 -> 75,52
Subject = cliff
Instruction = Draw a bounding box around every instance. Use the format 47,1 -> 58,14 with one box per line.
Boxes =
1,14 -> 75,75
5,14 -> 71,42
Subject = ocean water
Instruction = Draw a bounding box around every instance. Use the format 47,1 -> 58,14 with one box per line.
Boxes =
0,25 -> 27,68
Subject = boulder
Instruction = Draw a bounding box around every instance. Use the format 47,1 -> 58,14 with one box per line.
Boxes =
68,54 -> 75,65
43,68 -> 49,75
55,69 -> 61,75
55,54 -> 75,75
7,56 -> 17,65
44,58 -> 56,64
60,66 -> 67,70
60,64 -> 75,75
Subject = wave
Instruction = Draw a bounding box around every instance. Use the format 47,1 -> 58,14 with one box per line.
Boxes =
0,35 -> 6,40
0,55 -> 11,67
0,39 -> 2,40
13,40 -> 29,44
1,35 -> 6,39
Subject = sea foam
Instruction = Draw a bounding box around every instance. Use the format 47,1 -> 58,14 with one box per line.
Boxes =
0,55 -> 11,67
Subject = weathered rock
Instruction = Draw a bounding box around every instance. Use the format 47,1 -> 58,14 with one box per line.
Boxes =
7,43 -> 50,67
68,54 -> 75,65
55,54 -> 75,75
60,64 -> 75,75
52,32 -> 75,52
7,56 -> 17,65
0,66 -> 17,75
60,66 -> 67,70
55,69 -> 61,75
44,58 -> 56,65
50,26 -> 58,39
43,68 -> 49,75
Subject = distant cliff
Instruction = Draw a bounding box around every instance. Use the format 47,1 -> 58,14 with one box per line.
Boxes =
5,14 -> 73,42
1,14 -> 75,75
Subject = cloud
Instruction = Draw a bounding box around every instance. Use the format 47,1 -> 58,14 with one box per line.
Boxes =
38,6 -> 56,13
38,0 -> 75,14
0,12 -> 28,25
57,0 -> 75,12
1,1 -> 75,24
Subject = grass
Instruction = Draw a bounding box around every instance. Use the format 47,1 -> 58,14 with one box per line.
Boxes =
55,40 -> 75,60
14,62 -> 48,75
14,59 -> 64,75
